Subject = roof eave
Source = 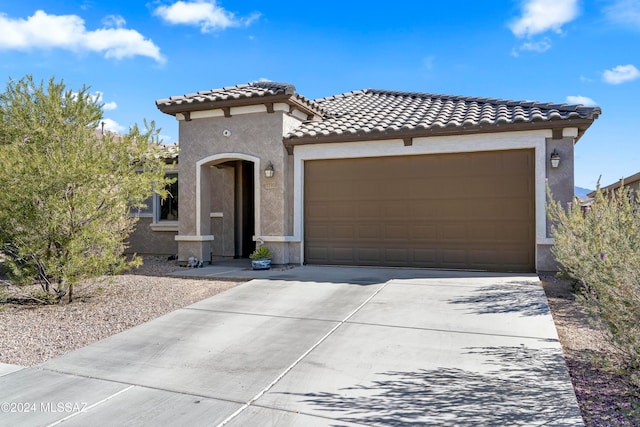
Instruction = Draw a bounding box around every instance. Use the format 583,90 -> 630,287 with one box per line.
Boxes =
156,94 -> 324,118
594,171 -> 640,194
283,118 -> 597,155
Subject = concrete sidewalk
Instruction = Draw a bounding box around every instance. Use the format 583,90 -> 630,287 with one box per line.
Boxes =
0,267 -> 583,426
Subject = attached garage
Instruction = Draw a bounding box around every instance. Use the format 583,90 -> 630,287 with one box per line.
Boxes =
304,149 -> 535,272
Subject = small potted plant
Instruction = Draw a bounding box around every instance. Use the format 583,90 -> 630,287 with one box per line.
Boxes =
249,246 -> 272,270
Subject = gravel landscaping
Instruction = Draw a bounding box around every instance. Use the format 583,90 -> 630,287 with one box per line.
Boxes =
541,275 -> 640,426
0,257 -> 243,366
0,259 -> 638,425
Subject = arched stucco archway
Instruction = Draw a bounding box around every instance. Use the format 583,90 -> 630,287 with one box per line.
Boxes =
195,153 -> 262,258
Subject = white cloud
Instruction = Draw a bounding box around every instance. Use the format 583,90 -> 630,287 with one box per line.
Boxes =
602,64 -> 640,84
520,38 -> 552,52
510,0 -> 580,38
102,14 -> 126,29
99,118 -> 125,133
566,95 -> 597,106
0,10 -> 164,63
86,91 -> 118,111
511,37 -> 551,57
102,101 -> 117,110
154,1 -> 260,33
604,0 -> 640,28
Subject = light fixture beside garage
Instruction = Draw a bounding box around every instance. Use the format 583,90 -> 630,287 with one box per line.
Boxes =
550,150 -> 561,168
264,161 -> 275,178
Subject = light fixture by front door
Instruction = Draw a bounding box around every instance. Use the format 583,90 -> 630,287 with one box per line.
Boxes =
550,150 -> 561,168
264,162 -> 275,178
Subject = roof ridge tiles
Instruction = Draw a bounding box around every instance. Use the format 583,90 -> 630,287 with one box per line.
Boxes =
250,81 -> 297,94
356,88 -> 601,114
315,90 -> 367,103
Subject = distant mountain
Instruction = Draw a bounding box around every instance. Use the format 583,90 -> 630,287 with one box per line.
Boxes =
575,186 -> 593,198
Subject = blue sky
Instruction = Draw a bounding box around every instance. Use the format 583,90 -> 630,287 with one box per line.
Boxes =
0,0 -> 638,189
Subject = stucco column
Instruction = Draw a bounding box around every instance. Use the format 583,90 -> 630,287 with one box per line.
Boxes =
540,134 -> 576,271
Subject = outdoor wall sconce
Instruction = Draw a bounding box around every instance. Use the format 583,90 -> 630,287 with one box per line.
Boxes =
264,162 -> 275,178
550,150 -> 561,168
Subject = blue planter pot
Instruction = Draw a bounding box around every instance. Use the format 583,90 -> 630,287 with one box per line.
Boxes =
251,258 -> 271,270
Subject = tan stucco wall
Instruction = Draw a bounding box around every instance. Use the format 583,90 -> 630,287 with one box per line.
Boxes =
540,136 -> 576,271
126,217 -> 178,256
537,244 -> 558,272
176,110 -> 303,263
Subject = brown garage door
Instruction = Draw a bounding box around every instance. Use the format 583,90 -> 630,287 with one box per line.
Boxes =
304,149 -> 535,272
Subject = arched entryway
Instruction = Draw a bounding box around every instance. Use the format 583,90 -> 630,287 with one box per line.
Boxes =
196,154 -> 261,261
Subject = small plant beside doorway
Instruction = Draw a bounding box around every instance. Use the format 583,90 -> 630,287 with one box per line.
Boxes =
250,246 -> 271,270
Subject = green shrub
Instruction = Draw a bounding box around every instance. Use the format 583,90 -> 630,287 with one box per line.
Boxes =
249,246 -> 271,260
0,75 -> 170,303
547,184 -> 640,371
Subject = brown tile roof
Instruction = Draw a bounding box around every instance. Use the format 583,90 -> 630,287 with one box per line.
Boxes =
156,83 -> 601,149
284,89 -> 601,143
156,82 -> 324,116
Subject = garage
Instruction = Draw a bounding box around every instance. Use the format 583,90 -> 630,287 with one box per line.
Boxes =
304,149 -> 535,272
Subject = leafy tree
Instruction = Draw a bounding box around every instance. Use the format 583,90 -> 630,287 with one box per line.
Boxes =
0,75 -> 171,303
547,184 -> 640,373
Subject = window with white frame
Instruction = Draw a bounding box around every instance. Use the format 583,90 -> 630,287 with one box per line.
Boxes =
133,173 -> 178,231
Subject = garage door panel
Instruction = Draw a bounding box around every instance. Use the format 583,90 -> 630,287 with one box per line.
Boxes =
500,179 -> 532,196
304,150 -> 535,272
332,224 -> 356,239
435,200 -> 469,219
412,224 -> 438,239
413,248 -> 438,263
383,248 -> 409,263
469,249 -> 500,265
471,154 -> 499,172
411,202 -> 438,217
315,204 -> 355,218
473,199 -> 532,220
305,203 -> 332,220
384,224 -> 409,239
305,246 -> 329,263
358,224 -> 381,239
441,249 -> 468,267
438,224 -> 468,241
358,248 -> 382,263
357,202 -> 382,218
331,247 -> 356,263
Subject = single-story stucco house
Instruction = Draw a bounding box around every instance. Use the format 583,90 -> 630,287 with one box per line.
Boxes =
128,81 -> 601,272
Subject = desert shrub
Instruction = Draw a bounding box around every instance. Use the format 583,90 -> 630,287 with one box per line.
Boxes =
548,185 -> 640,371
0,75 -> 171,303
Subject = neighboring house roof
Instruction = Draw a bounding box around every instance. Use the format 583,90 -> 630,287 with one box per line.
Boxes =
156,82 -> 601,154
588,171 -> 640,197
161,142 -> 179,163
156,82 -> 325,119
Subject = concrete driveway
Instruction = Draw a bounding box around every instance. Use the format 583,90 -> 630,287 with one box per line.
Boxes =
0,267 -> 583,426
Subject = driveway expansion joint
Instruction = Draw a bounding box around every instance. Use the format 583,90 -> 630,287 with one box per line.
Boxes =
344,320 -> 561,342
182,306 -> 341,323
44,385 -> 135,427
